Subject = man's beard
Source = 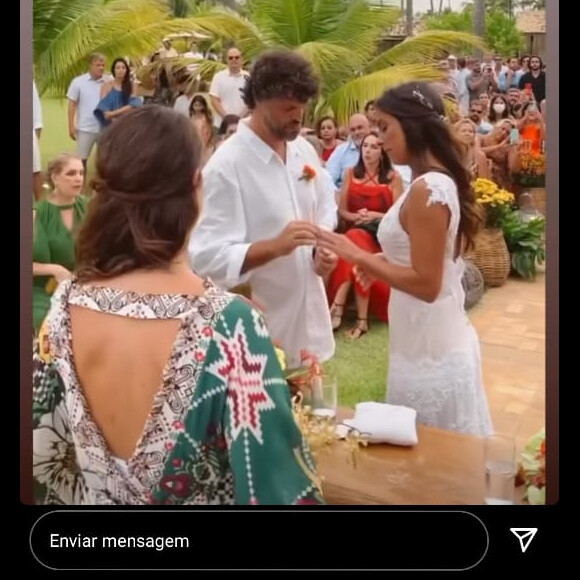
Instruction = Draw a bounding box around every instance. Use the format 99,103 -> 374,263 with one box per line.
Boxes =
277,124 -> 302,141
265,116 -> 301,141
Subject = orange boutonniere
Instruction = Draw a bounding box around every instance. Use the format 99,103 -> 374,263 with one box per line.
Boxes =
299,164 -> 316,182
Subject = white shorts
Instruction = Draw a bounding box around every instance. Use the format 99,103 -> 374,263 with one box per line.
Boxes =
76,130 -> 100,161
32,130 -> 41,173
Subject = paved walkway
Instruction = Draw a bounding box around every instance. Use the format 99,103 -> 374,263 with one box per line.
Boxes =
468,271 -> 545,455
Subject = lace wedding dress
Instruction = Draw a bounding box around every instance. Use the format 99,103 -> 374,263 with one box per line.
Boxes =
377,171 -> 493,437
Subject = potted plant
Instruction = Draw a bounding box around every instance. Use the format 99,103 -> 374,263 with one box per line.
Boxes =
470,178 -> 516,287
516,429 -> 545,505
502,211 -> 546,280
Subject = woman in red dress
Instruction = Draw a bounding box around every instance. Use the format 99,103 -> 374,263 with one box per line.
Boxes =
327,131 -> 403,338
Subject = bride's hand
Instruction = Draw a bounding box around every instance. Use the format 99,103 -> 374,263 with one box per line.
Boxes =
353,265 -> 376,291
317,230 -> 365,264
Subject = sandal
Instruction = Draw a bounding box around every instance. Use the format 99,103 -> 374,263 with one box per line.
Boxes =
330,303 -> 345,331
347,318 -> 369,339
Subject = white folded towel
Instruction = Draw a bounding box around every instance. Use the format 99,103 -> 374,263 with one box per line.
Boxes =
338,402 -> 418,446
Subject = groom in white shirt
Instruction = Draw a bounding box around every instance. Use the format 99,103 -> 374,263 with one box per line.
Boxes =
188,50 -> 338,369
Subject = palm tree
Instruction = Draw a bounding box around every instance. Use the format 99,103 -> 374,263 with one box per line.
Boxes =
34,0 -> 486,122
33,0 -> 250,96
212,0 -> 485,122
473,0 -> 486,58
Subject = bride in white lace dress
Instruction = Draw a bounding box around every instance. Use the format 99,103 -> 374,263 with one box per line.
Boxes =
318,82 -> 493,437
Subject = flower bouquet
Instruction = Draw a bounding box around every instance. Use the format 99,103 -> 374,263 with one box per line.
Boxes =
472,178 -> 516,229
516,428 -> 546,505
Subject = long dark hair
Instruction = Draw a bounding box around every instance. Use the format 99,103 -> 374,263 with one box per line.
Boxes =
488,94 -> 510,123
189,94 -> 213,124
351,131 -> 393,184
110,57 -> 133,103
375,82 -> 482,255
75,106 -> 203,282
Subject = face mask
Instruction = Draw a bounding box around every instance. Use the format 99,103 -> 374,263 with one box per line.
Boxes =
493,103 -> 506,114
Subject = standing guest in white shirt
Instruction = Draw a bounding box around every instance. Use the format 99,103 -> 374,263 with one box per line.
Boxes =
189,50 -> 338,369
208,47 -> 250,130
32,79 -> 44,200
455,57 -> 471,117
66,52 -> 112,173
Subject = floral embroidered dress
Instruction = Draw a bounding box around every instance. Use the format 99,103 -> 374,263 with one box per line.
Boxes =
32,279 -> 324,505
376,171 -> 493,437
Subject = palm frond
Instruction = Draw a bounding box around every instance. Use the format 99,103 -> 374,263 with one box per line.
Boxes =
322,63 -> 445,124
294,42 -> 364,91
320,0 -> 400,55
35,0 -> 171,95
366,30 -> 488,72
34,0 -> 254,96
247,0 -> 315,47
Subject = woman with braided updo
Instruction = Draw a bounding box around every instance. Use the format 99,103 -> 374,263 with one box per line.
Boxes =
32,105 -> 324,506
317,82 -> 493,437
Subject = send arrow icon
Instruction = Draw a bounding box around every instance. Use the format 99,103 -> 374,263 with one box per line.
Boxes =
510,528 -> 538,553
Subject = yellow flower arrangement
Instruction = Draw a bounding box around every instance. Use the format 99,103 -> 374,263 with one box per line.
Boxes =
515,152 -> 546,187
472,178 -> 516,228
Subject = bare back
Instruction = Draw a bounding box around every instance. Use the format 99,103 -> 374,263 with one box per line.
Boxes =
68,271 -> 208,461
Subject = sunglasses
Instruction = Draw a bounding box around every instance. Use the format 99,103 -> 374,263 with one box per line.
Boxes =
228,56 -> 241,60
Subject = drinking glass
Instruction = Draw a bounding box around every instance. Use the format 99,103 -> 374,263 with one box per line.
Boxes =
484,434 -> 516,505
310,375 -> 338,420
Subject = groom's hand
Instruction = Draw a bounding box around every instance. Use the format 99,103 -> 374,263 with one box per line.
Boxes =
313,246 -> 338,277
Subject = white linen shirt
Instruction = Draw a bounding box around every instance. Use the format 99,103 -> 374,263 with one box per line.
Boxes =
66,73 -> 112,134
188,120 -> 337,368
208,69 -> 249,127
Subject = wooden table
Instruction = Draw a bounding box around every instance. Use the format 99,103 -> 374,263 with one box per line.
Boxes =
316,408 -> 526,505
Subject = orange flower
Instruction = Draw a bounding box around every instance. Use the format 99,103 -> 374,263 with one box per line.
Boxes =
299,164 -> 316,181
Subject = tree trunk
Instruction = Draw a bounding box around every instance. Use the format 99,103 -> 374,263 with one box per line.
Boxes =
429,0 -> 435,12
473,0 -> 486,59
406,0 -> 413,37
438,0 -> 444,13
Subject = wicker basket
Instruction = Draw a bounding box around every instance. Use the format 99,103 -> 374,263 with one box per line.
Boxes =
469,228 -> 511,288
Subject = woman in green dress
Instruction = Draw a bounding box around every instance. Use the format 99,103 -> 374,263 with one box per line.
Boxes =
32,153 -> 88,333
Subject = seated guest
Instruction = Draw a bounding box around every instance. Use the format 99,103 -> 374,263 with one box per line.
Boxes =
326,113 -> 370,189
33,153 -> 88,334
327,132 -> 402,338
453,119 -> 491,180
487,94 -> 511,125
479,119 -> 517,191
315,116 -> 341,165
32,106 -> 324,506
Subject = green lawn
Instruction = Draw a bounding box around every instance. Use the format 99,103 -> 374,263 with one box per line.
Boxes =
324,312 -> 389,407
38,97 -> 389,408
38,97 -> 97,176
